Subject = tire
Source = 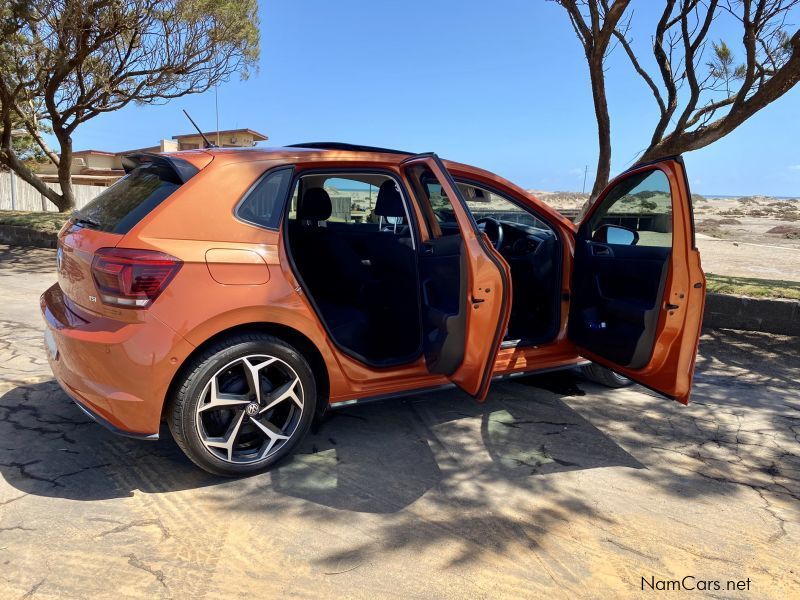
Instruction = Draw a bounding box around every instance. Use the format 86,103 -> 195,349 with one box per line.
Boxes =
168,333 -> 317,477
580,362 -> 632,389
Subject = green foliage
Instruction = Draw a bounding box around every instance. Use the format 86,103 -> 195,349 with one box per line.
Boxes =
0,0 -> 260,211
5,120 -> 52,171
707,40 -> 746,92
639,199 -> 658,211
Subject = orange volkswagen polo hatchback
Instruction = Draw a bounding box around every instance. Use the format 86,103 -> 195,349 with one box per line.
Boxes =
41,143 -> 705,476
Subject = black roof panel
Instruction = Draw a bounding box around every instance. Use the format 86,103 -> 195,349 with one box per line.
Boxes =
285,142 -> 413,155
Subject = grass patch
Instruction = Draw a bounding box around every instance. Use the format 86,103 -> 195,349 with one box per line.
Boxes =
706,273 -> 800,300
0,210 -> 69,235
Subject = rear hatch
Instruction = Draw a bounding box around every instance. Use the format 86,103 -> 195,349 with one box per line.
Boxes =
57,152 -> 209,318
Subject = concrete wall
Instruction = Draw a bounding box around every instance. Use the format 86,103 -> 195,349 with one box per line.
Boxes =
0,172 -> 104,212
703,292 -> 800,336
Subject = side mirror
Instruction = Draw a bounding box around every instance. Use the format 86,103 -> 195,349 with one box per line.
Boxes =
593,224 -> 639,246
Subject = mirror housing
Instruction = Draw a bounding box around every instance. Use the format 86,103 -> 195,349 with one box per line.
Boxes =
593,224 -> 639,246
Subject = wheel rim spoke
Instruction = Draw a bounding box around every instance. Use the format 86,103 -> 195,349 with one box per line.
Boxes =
195,354 -> 304,464
259,376 -> 303,413
198,377 -> 251,412
242,356 -> 277,401
203,409 -> 246,462
250,417 -> 291,458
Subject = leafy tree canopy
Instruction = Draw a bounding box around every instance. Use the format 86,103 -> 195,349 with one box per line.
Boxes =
0,0 -> 260,211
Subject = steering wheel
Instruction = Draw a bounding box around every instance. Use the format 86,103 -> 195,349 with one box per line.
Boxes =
476,217 -> 504,250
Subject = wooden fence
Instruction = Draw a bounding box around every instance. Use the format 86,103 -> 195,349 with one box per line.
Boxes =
0,171 -> 104,212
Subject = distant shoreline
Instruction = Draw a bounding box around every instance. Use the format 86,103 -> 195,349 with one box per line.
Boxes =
700,195 -> 800,201
530,190 -> 799,201
333,186 -> 799,201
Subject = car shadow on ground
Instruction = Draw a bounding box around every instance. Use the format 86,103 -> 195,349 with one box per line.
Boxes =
272,371 -> 643,513
0,244 -> 55,274
0,371 -> 642,512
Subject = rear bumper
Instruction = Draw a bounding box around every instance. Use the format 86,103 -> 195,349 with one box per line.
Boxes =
59,380 -> 159,440
40,283 -> 195,437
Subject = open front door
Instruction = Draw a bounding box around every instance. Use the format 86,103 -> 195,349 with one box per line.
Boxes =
569,157 -> 705,404
402,154 -> 512,401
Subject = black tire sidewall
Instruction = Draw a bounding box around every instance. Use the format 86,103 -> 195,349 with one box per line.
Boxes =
581,363 -> 632,389
606,370 -> 630,387
170,335 -> 317,477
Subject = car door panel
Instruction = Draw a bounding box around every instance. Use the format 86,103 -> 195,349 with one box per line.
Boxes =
571,240 -> 670,368
419,235 -> 467,375
570,157 -> 705,403
402,154 -> 511,400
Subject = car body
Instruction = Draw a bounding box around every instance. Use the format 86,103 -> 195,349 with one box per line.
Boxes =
41,143 -> 706,475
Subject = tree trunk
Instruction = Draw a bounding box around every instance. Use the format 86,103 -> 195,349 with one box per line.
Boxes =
589,54 -> 612,199
55,133 -> 76,212
0,147 -> 66,211
0,89 -> 66,211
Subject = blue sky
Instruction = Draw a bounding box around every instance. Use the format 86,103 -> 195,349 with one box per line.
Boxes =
70,1 -> 800,197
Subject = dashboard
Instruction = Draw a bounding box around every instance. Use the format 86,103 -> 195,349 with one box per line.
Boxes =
480,220 -> 555,258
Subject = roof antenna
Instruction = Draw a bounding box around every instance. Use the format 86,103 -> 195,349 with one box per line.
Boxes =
182,109 -> 216,149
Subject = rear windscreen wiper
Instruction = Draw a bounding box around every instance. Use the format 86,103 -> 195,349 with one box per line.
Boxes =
72,215 -> 100,229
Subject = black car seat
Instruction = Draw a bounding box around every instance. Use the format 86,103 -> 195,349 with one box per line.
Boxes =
374,180 -> 408,234
366,180 -> 421,357
294,187 -> 371,302
291,187 -> 370,349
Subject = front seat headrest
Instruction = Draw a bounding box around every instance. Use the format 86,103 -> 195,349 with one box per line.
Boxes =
299,187 -> 332,221
374,180 -> 405,218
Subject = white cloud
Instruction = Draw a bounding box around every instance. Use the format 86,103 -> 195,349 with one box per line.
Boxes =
789,164 -> 800,171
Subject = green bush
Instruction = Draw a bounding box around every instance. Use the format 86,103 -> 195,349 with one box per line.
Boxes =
0,210 -> 69,235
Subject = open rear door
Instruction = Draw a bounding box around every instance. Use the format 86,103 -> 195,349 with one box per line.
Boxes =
402,154 -> 512,401
569,157 -> 705,404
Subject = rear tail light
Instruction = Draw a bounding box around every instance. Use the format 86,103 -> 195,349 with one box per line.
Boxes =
91,248 -> 182,308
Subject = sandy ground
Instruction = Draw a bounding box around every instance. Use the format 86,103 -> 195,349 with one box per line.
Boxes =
535,192 -> 800,282
695,235 -> 800,281
0,246 -> 798,598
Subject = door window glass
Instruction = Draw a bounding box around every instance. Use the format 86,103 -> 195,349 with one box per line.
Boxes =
287,172 -> 409,229
457,183 -> 551,231
588,169 -> 672,247
404,164 -> 463,238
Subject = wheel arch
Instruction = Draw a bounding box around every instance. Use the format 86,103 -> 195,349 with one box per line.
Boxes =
163,321 -> 331,423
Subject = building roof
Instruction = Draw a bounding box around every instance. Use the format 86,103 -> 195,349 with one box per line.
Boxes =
116,145 -> 161,155
172,128 -> 268,142
71,149 -> 118,157
81,167 -> 125,176
38,173 -> 120,183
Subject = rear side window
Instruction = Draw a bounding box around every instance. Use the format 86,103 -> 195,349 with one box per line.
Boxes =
236,167 -> 294,230
75,159 -> 192,234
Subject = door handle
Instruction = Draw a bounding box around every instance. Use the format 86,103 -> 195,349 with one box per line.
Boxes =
592,245 -> 612,256
421,244 -> 434,256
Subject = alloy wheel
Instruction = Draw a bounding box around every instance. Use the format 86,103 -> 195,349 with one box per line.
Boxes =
195,354 -> 304,464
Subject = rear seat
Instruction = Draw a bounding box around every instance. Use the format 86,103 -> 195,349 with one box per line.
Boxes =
289,181 -> 421,364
